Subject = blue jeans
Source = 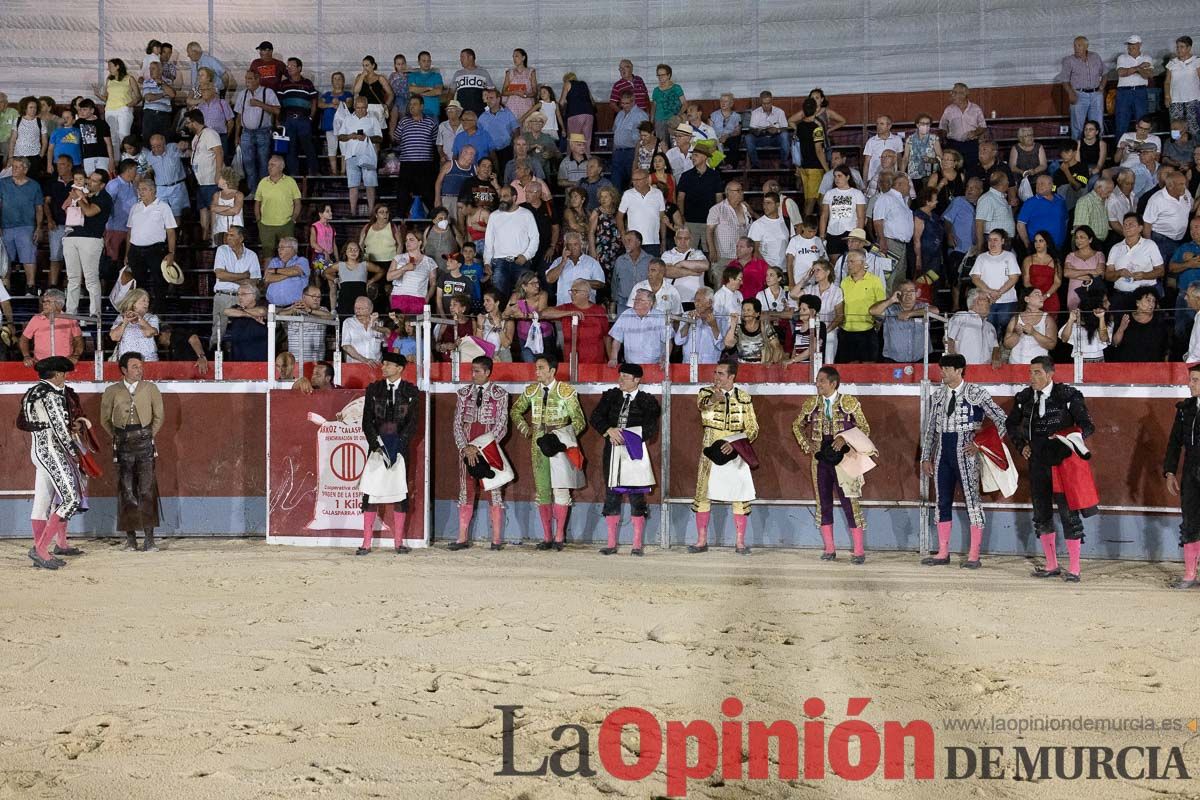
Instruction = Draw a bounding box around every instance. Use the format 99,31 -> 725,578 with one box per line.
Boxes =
611,147 -> 634,191
240,127 -> 272,194
988,301 -> 1017,339
490,257 -> 522,298
1114,86 -> 1147,137
283,116 -> 318,176
1150,232 -> 1183,267
1069,90 -> 1104,139
744,131 -> 792,168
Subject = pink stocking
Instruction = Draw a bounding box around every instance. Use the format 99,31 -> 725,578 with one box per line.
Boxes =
1065,538 -> 1081,575
392,512 -> 408,548
552,504 -> 569,542
489,504 -> 504,545
734,514 -> 748,548
631,517 -> 646,550
457,504 -> 473,542
1182,541 -> 1200,581
850,527 -> 865,557
820,524 -> 834,553
361,511 -> 377,550
968,526 -> 983,562
605,516 -> 619,548
935,521 -> 952,559
537,504 -> 553,542
695,511 -> 710,546
1039,533 -> 1059,572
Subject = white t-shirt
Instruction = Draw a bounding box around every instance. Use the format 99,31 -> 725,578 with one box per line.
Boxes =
1116,53 -> 1153,88
618,187 -> 667,245
822,187 -> 866,237
338,113 -> 383,163
863,133 -> 904,181
712,286 -> 743,319
756,286 -> 796,315
747,214 -> 789,267
662,247 -> 708,303
946,311 -> 997,364
1060,320 -> 1112,360
1117,132 -> 1161,169
969,250 -> 1021,304
785,234 -> 827,287
391,254 -> 436,297
1187,315 -> 1200,363
1107,236 -> 1164,292
628,280 -> 683,316
191,127 -> 222,185
1167,56 -> 1200,104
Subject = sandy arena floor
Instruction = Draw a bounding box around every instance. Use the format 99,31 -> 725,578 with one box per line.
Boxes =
1,537 -> 1198,800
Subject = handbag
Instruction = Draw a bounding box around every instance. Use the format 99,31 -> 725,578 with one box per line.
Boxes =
523,312 -> 545,355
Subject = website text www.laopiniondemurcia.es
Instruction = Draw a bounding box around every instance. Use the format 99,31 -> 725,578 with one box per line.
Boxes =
493,698 -> 1193,796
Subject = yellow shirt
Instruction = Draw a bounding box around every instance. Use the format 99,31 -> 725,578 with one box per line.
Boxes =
106,78 -> 133,111
254,175 -> 302,226
840,272 -> 885,332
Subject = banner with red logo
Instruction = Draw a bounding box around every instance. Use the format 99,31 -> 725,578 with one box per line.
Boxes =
266,388 -> 426,546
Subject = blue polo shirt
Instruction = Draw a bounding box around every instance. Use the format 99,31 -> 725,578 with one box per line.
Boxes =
1016,194 -> 1068,249
452,128 -> 495,164
477,107 -> 518,150
1172,240 -> 1200,292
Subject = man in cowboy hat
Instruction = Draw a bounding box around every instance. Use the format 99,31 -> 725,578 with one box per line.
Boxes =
20,356 -> 87,570
451,355 -> 512,551
356,351 -> 420,555
691,360 -> 759,555
591,363 -> 661,556
666,122 -> 695,175
558,132 -> 590,186
510,354 -> 587,550
745,90 -> 792,170
100,351 -> 165,552
919,353 -> 1008,569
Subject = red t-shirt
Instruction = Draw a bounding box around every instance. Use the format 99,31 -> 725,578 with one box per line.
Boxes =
730,257 -> 770,302
555,303 -> 610,363
250,58 -> 287,91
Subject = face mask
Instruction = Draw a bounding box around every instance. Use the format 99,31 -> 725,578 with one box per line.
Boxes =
1172,130 -> 1183,141
436,219 -> 449,230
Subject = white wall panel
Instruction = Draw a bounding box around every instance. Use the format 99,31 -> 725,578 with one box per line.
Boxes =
0,1 -> 1195,102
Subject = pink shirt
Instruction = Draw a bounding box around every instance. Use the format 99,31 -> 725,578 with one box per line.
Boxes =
23,314 -> 81,360
939,102 -> 986,142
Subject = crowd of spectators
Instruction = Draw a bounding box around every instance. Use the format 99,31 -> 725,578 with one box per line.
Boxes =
2,32 -> 1200,373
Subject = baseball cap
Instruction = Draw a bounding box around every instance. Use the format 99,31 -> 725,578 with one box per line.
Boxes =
1125,35 -> 1142,45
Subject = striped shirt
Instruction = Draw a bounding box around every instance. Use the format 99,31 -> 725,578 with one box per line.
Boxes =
393,114 -> 436,162
287,312 -> 329,364
609,76 -> 650,112
277,77 -> 317,120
